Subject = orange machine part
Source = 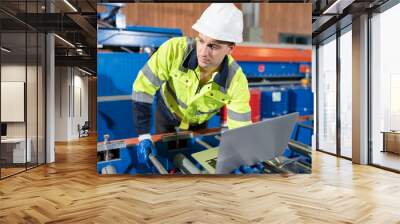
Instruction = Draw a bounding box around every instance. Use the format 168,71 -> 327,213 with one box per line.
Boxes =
231,46 -> 311,63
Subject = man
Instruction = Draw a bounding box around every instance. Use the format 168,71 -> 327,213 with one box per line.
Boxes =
132,3 -> 252,166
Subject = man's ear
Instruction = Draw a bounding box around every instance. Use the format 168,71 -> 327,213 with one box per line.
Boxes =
227,44 -> 235,54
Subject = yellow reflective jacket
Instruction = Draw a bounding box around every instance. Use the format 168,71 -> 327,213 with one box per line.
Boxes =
132,37 -> 251,132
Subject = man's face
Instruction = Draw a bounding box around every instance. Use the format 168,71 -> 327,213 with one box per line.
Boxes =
196,33 -> 234,70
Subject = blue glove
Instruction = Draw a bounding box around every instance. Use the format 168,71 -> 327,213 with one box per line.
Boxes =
255,162 -> 265,172
233,164 -> 262,174
136,138 -> 156,167
232,168 -> 243,174
241,165 -> 254,174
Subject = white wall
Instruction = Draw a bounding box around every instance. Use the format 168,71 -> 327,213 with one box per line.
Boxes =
1,82 -> 25,122
55,67 -> 69,141
0,65 -> 39,137
73,73 -> 89,138
1,65 -> 26,81
1,65 -> 26,139
1,63 -> 46,164
54,67 -> 89,141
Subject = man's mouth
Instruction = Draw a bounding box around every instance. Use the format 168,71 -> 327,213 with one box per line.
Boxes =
199,58 -> 210,64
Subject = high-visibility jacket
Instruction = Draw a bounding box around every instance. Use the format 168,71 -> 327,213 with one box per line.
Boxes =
132,36 -> 251,134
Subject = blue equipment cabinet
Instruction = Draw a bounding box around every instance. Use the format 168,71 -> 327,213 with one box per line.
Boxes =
260,87 -> 289,119
288,86 -> 313,116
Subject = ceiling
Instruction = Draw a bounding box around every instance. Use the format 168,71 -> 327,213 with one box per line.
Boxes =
311,0 -> 390,44
0,0 -> 96,75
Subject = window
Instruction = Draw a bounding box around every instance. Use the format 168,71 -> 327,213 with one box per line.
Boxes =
371,3 -> 400,171
339,28 -> 352,158
317,36 -> 337,154
279,33 -> 311,45
0,0 -> 46,179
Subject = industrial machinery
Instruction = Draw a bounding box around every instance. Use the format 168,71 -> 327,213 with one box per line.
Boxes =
283,120 -> 313,165
231,44 -> 313,118
232,44 -> 312,81
230,44 -> 314,151
97,128 -> 312,175
96,4 -> 314,173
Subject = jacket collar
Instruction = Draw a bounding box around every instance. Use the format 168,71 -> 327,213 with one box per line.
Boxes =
181,45 -> 230,89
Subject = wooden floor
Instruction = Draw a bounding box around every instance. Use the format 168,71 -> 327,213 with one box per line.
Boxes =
1,164 -> 44,178
1,167 -> 26,178
372,150 -> 400,171
1,135 -> 400,223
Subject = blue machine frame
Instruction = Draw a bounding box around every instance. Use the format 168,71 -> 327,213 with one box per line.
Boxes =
97,26 -> 183,142
97,129 -> 312,175
238,61 -> 311,79
98,26 -> 182,48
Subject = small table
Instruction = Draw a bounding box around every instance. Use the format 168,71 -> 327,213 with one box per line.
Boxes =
1,138 -> 32,164
381,131 -> 400,154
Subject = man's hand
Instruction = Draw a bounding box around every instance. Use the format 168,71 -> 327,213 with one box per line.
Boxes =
136,134 -> 157,167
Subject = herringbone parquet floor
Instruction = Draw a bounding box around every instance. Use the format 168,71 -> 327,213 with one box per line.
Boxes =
1,135 -> 400,223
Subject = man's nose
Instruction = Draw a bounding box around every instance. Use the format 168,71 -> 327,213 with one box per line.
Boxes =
199,44 -> 211,56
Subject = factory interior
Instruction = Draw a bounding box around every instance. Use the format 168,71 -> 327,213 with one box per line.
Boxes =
0,1 -> 400,223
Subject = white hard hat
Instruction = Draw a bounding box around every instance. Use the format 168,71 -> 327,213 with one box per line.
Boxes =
192,3 -> 243,43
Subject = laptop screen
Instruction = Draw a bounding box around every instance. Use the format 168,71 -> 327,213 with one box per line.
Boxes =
216,113 -> 298,174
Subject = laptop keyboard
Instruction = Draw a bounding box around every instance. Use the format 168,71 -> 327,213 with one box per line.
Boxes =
205,158 -> 217,169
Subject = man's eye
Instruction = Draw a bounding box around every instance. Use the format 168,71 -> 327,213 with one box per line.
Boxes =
211,45 -> 219,50
206,44 -> 213,49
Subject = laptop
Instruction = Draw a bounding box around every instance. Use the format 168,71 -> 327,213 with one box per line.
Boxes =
191,113 -> 298,174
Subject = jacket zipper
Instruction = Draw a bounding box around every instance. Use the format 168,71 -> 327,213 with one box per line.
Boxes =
193,69 -> 213,95
193,69 -> 201,94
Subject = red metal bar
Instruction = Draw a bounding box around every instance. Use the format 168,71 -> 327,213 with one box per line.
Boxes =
232,46 -> 311,62
106,128 -> 222,147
